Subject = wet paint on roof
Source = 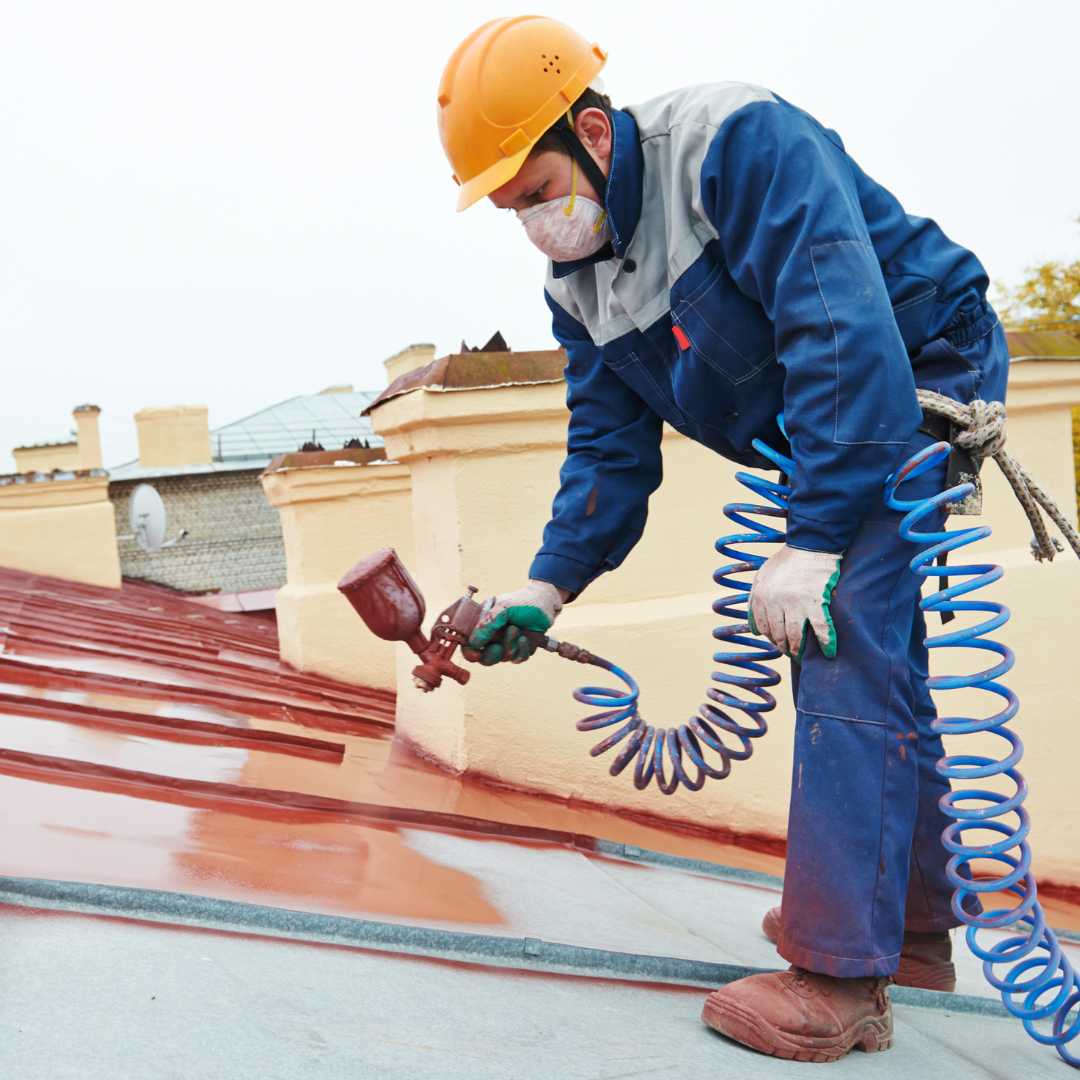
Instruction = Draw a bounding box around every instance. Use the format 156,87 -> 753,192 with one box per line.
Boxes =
0,566 -> 796,921
2,567 -> 1080,1076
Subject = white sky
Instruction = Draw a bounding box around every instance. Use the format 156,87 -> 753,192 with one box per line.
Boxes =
1,0 -> 1077,469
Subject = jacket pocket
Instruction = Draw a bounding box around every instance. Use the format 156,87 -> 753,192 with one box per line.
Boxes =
670,250 -> 777,388
606,350 -> 686,428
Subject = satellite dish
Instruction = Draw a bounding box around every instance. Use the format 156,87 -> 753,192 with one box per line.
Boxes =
129,483 -> 167,552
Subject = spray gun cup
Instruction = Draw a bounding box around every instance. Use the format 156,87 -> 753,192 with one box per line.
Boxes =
337,548 -> 428,647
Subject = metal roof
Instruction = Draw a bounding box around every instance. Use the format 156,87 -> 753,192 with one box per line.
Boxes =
208,390 -> 383,460
0,566 -> 1077,1077
107,390 -> 383,480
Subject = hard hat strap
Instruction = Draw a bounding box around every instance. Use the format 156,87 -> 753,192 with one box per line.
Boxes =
553,111 -> 608,204
564,159 -> 579,216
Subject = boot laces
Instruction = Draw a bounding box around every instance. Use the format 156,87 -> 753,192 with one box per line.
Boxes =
792,967 -> 891,1011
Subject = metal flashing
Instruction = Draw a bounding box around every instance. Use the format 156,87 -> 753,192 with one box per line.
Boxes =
364,349 -> 567,415
0,875 -> 1020,1019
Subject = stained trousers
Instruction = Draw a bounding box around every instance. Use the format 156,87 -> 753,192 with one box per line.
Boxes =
776,310 -> 1010,979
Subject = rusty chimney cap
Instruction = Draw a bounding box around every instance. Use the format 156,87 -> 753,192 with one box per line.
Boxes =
73,404 -> 101,413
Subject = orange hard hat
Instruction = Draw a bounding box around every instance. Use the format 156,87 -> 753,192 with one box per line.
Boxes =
437,16 -> 607,212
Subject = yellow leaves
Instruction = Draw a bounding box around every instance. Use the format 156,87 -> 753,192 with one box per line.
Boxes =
995,215 -> 1080,338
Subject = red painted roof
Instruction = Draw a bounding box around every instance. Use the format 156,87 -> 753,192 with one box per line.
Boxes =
1,566 -> 1078,937
0,566 -> 788,924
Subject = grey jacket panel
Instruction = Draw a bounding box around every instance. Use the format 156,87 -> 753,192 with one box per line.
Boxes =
545,82 -> 777,347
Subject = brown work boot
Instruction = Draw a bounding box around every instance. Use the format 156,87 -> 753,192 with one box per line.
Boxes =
896,930 -> 956,992
760,906 -> 957,992
762,904 -> 782,944
702,966 -> 893,1062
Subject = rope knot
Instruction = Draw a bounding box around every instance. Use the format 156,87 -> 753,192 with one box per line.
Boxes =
915,387 -> 1079,563
953,398 -> 1007,459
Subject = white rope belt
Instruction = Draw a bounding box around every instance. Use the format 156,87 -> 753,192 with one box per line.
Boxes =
916,389 -> 1080,562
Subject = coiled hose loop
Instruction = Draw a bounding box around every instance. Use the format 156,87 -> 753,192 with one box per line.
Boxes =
574,436 -> 792,795
885,440 -> 1079,1067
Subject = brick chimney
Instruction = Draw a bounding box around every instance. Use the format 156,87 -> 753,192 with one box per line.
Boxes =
134,405 -> 213,469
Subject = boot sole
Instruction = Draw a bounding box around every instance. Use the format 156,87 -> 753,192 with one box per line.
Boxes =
702,994 -> 894,1063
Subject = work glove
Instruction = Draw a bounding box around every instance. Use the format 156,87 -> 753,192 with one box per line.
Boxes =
748,545 -> 842,661
462,579 -> 563,666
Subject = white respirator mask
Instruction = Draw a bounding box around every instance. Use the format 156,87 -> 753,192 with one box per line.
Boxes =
516,158 -> 611,263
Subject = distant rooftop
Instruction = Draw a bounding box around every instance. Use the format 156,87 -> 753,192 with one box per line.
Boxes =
12,440 -> 76,452
206,389 -> 383,461
109,389 -> 383,482
1005,327 -> 1080,360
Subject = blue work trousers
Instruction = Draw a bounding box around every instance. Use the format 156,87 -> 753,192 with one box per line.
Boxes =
776,310 -> 1010,979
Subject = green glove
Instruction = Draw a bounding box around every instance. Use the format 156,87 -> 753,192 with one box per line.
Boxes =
748,545 -> 842,662
463,580 -> 563,666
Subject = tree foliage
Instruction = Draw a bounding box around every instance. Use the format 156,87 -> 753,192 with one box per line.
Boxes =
994,217 -> 1080,515
995,217 -> 1080,337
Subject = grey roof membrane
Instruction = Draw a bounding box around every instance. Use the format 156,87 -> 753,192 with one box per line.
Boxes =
2,877 -> 1071,1080
1,838 -> 1076,1078
107,391 -> 383,480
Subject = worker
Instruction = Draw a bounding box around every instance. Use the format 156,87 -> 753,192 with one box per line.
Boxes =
439,16 -> 1009,1063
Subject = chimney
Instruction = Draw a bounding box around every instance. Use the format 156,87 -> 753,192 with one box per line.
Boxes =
134,405 -> 213,469
73,405 -> 102,470
384,343 -> 436,385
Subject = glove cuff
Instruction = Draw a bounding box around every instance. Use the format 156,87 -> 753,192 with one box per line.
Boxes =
525,578 -> 564,619
782,546 -> 843,570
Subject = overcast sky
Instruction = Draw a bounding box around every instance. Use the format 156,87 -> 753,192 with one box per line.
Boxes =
1,0 -> 1077,469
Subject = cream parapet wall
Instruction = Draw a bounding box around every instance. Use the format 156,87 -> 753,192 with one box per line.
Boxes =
11,442 -> 80,473
0,474 -> 121,589
261,461 -> 413,691
364,359 -> 1080,891
11,405 -> 104,474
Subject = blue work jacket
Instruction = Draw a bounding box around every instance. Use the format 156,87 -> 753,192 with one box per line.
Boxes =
529,83 -> 991,597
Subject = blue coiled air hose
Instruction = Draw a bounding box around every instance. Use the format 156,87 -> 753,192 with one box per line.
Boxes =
885,439 -> 1079,1067
571,433 -> 794,794
561,424 -> 1077,1063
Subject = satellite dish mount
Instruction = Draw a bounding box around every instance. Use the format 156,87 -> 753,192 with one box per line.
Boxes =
126,483 -> 188,552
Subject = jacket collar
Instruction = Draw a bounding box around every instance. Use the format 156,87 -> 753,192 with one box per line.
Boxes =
550,108 -> 644,280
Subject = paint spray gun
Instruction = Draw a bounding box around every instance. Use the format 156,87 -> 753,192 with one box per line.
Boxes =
331,427 -> 798,794
337,548 -> 603,693
337,547 -> 768,796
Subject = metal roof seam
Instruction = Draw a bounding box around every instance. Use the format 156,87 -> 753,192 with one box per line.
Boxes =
0,875 -> 1029,1019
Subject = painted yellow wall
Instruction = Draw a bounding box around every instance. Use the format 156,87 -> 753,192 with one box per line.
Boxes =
12,443 -> 80,473
134,405 -> 213,469
261,461 -> 414,690
10,405 -> 104,474
74,406 -> 103,470
370,360 -> 1080,889
0,475 -> 121,588
384,344 -> 436,384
